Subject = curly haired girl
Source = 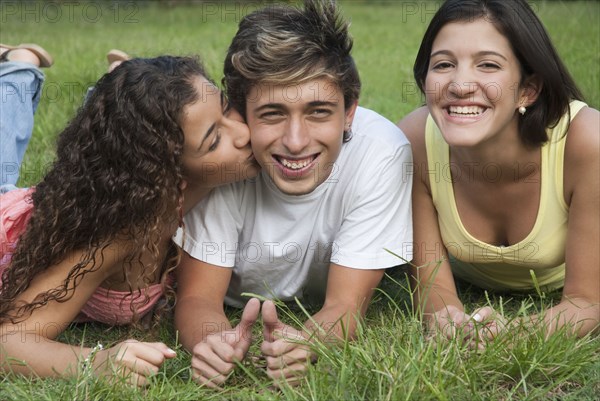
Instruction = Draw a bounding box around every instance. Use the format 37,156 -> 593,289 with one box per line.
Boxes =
0,45 -> 259,385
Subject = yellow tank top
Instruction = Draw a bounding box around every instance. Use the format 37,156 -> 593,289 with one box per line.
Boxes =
425,101 -> 587,291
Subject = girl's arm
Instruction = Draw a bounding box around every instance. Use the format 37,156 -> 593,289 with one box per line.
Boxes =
175,252 -> 260,389
0,241 -> 175,385
398,107 -> 469,335
545,106 -> 599,336
475,107 -> 600,340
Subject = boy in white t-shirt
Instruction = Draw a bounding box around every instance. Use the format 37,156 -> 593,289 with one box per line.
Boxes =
174,0 -> 413,387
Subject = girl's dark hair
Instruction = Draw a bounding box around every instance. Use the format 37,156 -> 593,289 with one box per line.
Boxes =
0,56 -> 208,324
413,0 -> 584,147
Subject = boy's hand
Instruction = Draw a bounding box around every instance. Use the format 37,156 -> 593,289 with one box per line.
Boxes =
260,300 -> 314,387
190,298 -> 260,388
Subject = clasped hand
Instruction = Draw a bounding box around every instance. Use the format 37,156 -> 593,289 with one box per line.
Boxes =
431,305 -> 507,349
191,298 -> 314,388
92,339 -> 177,387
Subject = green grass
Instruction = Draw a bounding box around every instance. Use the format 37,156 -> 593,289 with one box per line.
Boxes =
1,1 -> 599,400
1,270 -> 599,400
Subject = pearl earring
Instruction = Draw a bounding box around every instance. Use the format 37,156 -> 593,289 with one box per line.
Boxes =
518,106 -> 526,115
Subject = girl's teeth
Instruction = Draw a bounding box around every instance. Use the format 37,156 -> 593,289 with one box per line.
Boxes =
449,106 -> 484,115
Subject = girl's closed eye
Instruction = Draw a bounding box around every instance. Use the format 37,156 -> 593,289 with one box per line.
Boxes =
479,62 -> 501,70
432,61 -> 454,71
208,130 -> 221,152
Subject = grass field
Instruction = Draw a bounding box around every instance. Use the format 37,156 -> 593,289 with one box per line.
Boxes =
1,1 -> 599,400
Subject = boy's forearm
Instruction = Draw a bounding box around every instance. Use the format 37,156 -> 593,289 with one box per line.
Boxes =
174,297 -> 232,351
304,303 -> 363,344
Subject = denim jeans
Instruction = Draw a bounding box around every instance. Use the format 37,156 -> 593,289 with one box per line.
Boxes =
0,61 -> 45,193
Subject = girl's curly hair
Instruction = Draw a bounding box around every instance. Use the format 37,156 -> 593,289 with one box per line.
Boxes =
0,56 -> 209,324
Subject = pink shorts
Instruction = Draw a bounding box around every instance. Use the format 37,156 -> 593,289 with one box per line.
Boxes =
1,188 -> 168,326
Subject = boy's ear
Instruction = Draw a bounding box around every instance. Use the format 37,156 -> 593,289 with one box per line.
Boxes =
344,100 -> 359,129
521,75 -> 543,107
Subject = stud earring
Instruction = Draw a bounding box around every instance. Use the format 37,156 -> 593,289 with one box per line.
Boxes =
518,106 -> 526,115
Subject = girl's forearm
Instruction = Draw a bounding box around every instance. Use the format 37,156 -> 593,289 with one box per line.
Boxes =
1,332 -> 95,377
538,299 -> 600,337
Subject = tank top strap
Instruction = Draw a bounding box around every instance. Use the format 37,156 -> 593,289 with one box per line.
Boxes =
424,114 -> 450,207
545,100 -> 588,211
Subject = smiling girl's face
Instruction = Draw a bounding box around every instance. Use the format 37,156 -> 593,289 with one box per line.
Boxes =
181,77 -> 260,189
425,18 -> 532,148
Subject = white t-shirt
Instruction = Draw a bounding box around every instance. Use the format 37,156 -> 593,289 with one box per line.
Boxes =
175,107 -> 413,307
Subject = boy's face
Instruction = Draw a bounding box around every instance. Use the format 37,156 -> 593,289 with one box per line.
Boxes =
245,78 -> 357,195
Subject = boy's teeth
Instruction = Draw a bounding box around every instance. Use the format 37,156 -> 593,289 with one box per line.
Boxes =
281,157 -> 311,170
449,106 -> 484,115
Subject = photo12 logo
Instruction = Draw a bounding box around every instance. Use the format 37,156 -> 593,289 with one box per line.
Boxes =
1,1 -> 139,24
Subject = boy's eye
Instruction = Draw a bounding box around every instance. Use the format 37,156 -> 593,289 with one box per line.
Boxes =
260,110 -> 284,119
310,108 -> 332,117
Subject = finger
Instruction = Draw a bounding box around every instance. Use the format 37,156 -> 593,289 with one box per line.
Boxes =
195,374 -> 221,389
471,306 -> 495,322
262,300 -> 284,342
270,374 -> 303,389
465,336 -> 486,352
470,312 -> 484,323
194,339 -> 236,367
127,343 -> 170,367
265,350 -> 311,369
110,343 -> 162,373
482,320 -> 503,340
261,337 -> 303,358
191,359 -> 231,388
447,310 -> 478,342
441,322 -> 456,341
204,335 -> 238,363
266,363 -> 308,381
122,357 -> 161,377
208,344 -> 238,369
109,357 -> 158,386
261,337 -> 291,357
143,342 -> 177,359
448,309 -> 470,326
232,298 -> 261,359
238,298 -> 261,332
126,371 -> 149,388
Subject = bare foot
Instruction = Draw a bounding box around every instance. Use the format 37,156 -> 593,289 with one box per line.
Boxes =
1,48 -> 41,66
107,49 -> 130,72
0,44 -> 53,67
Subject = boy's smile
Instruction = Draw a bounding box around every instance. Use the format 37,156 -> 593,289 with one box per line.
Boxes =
246,78 -> 357,195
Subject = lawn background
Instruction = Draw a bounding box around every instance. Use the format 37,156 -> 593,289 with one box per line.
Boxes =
1,1 -> 599,400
